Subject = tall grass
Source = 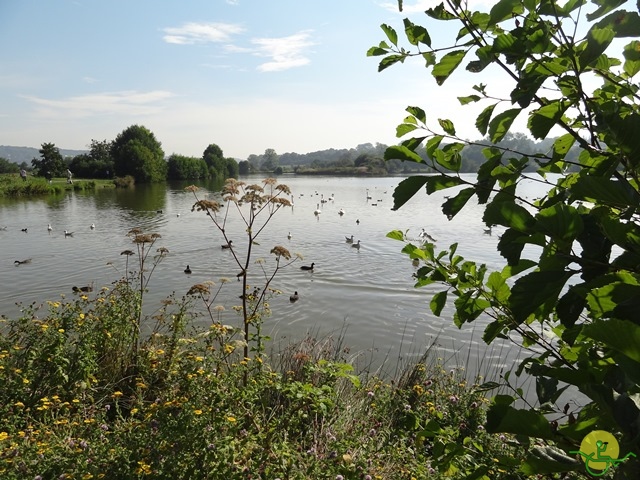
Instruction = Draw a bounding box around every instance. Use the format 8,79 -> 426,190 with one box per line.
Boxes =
0,174 -> 109,197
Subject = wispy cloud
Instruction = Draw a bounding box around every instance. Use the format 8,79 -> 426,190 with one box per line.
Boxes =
252,31 -> 316,72
20,90 -> 175,118
225,0 -> 239,4
163,22 -> 245,45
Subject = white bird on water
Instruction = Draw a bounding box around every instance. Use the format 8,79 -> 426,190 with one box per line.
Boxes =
314,204 -> 322,216
47,223 -> 52,232
345,235 -> 354,243
338,208 -> 345,216
351,240 -> 361,250
90,223 -> 95,230
287,231 -> 292,240
64,230 -> 74,237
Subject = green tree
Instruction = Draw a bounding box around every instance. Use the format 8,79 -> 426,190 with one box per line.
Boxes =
238,160 -> 250,175
0,157 -> 19,174
69,139 -> 114,179
372,0 -> 640,477
225,157 -> 239,178
31,142 -> 66,178
111,125 -> 166,183
167,154 -> 208,180
261,148 -> 279,172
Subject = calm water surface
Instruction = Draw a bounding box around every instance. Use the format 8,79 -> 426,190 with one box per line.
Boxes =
0,174 -> 548,375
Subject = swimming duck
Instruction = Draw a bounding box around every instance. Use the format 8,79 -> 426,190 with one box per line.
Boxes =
356,219 -> 360,225
64,230 -> 74,237
221,240 -> 233,249
314,204 -> 322,216
345,235 -> 354,243
290,291 -> 299,302
300,263 -> 315,271
21,228 -> 28,233
72,285 -> 93,293
184,265 -> 192,274
287,232 -> 292,240
352,240 -> 361,250
90,223 -> 95,230
338,208 -> 345,216
47,224 -> 53,232
14,258 -> 32,265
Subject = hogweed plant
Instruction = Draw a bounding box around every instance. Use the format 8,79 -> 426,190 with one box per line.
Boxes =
187,178 -> 297,362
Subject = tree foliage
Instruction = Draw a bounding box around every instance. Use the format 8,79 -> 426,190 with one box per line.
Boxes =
203,143 -> 239,180
69,139 -> 114,179
372,0 -> 640,477
0,157 -> 20,174
31,142 -> 66,178
167,154 -> 208,180
111,125 -> 166,183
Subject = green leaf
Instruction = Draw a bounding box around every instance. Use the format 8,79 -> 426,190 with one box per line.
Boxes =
403,18 -> 431,47
509,271 -> 573,324
484,199 -> 536,232
430,291 -> 447,316
380,24 -> 398,47
458,94 -> 481,105
584,318 -> 640,363
406,106 -> 426,124
426,135 -> 443,159
552,134 -> 576,160
438,118 -> 456,135
536,203 -> 583,243
578,26 -> 616,71
528,101 -> 569,140
519,447 -> 580,474
476,103 -> 497,136
425,175 -> 466,194
623,40 -> 640,76
571,175 -> 638,208
432,50 -> 467,86
366,46 -> 388,57
488,108 -> 521,142
378,54 -> 406,72
426,4 -> 457,21
486,404 -> 554,438
396,123 -> 418,137
392,176 -> 429,211
386,229 -> 404,241
488,0 -> 524,26
586,0 -> 626,21
384,145 -> 424,163
442,187 -> 475,220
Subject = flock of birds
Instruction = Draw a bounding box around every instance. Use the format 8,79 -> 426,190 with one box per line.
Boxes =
7,222 -> 97,293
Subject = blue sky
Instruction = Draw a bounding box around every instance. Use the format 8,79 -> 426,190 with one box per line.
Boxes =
1,0 -> 497,159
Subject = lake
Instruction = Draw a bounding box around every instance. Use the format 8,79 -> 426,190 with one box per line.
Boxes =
0,174 -> 545,377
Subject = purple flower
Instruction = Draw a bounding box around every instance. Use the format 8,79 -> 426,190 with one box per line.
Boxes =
367,391 -> 374,398
100,424 -> 109,431
368,428 -> 376,437
424,379 -> 433,387
364,476 -> 372,480
449,395 -> 459,404
336,476 -> 344,480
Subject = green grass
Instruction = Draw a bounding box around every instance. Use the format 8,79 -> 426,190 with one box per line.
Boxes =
0,173 -> 114,197
0,279 -> 580,480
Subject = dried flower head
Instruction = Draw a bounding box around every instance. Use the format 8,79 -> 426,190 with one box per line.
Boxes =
156,247 -> 169,255
185,185 -> 199,192
187,284 -> 211,296
127,228 -> 143,236
192,199 -> 221,213
120,250 -> 135,256
133,234 -> 157,244
270,246 -> 291,260
275,183 -> 291,195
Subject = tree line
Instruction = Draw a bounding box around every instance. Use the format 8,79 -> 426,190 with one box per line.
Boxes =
7,125 -> 239,183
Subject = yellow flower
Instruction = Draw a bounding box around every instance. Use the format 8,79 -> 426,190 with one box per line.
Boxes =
194,409 -> 203,415
79,313 -> 85,320
72,399 -> 80,404
130,408 -> 139,415
226,416 -> 236,423
14,402 -> 25,408
0,432 -> 9,441
112,391 -> 123,398
22,378 -> 30,384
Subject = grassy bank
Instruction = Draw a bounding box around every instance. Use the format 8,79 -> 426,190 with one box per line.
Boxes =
0,174 -> 115,197
0,278 -> 540,480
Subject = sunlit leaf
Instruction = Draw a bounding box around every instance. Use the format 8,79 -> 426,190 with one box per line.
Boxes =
403,18 -> 431,47
438,118 -> 456,135
392,176 -> 429,210
387,229 -> 405,241
488,0 -> 524,26
425,175 -> 466,194
586,0 -> 626,21
509,271 -> 573,324
396,123 -> 418,137
442,187 -> 475,220
584,318 -> 640,363
528,100 -> 570,139
484,199 -> 536,232
476,103 -> 497,136
381,24 -> 398,47
458,95 -> 481,105
406,106 -> 426,124
488,108 -> 521,142
432,50 -> 467,85
578,26 -> 615,70
378,54 -> 405,72
430,291 -> 447,316
536,203 -> 583,243
384,145 -> 424,163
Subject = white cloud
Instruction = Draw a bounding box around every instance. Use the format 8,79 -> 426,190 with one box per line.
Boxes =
379,0 -> 492,13
252,31 -> 316,72
225,0 -> 239,4
19,90 -> 175,118
163,22 -> 245,45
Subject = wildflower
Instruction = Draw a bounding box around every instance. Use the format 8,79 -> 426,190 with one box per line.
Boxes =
404,404 -> 411,411
112,391 -> 123,398
499,434 -> 506,442
100,424 -> 109,431
271,245 -> 292,259
336,474 -> 344,479
424,379 -> 433,387
449,395 -> 459,404
478,425 -> 485,431
194,409 -> 203,415
226,416 -> 236,423
369,428 -> 376,437
470,401 -> 478,409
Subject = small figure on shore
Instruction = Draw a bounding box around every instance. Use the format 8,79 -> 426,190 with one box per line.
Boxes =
20,168 -> 27,181
67,169 -> 73,184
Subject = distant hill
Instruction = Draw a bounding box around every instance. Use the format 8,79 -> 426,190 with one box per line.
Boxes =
0,145 -> 88,164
